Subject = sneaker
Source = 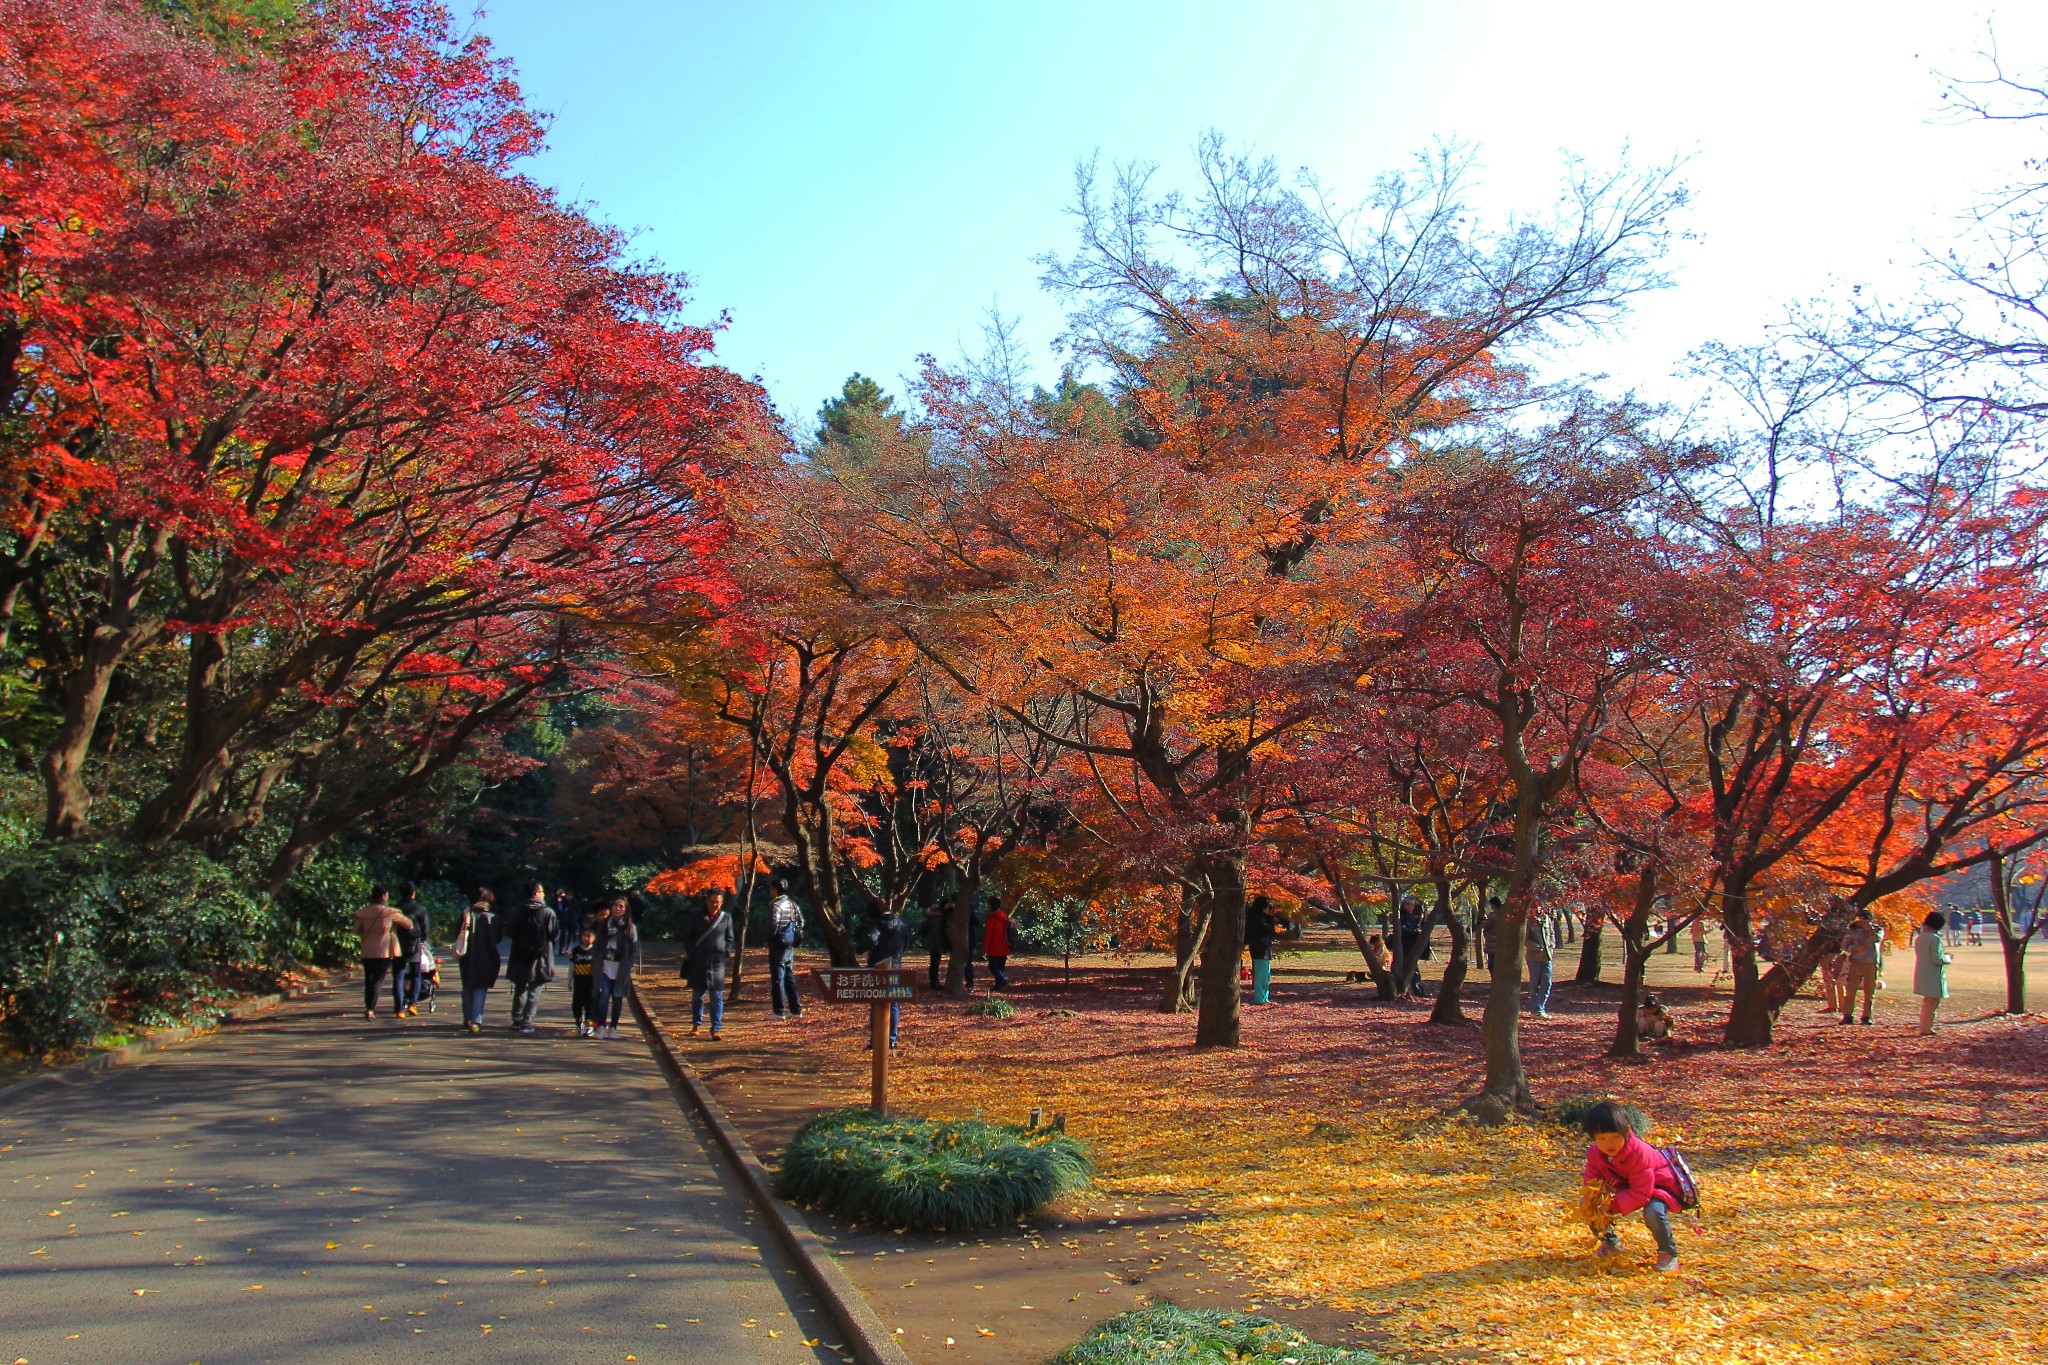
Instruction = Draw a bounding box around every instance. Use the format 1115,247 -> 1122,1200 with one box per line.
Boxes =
709,1029 -> 722,1040
1840,1014 -> 1854,1025
1534,1010 -> 1551,1020
607,1025 -> 621,1040
405,1005 -> 419,1017
770,1012 -> 787,1022
520,1025 -> 536,1035
690,1023 -> 700,1035
1654,1253 -> 1681,1272
1594,1238 -> 1622,1259
1860,1017 -> 1874,1026
363,1009 -> 376,1020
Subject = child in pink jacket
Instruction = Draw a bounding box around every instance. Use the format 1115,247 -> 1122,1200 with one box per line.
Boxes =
1581,1099 -> 1684,1271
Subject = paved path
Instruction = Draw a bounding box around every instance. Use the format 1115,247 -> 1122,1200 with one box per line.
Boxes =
0,986 -> 842,1364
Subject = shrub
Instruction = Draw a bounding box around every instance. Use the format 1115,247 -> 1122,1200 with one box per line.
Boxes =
1553,1095 -> 1652,1137
1051,1307 -> 1389,1364
780,1107 -> 1092,1232
0,841 -> 285,1055
274,847 -> 372,963
967,993 -> 1017,1018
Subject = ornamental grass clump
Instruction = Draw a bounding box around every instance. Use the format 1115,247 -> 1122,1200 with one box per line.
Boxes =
1050,1307 -> 1389,1364
779,1107 -> 1091,1232
1552,1095 -> 1651,1136
967,993 -> 1017,1018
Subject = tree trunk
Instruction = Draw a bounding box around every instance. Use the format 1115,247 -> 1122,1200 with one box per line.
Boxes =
2000,931 -> 2029,1015
1609,865 -> 1658,1058
944,874 -> 980,999
1721,875 -> 1772,1045
789,797 -> 857,966
1160,886 -> 1209,1013
41,639 -> 128,839
1729,899 -> 1855,1043
1574,905 -> 1604,984
1428,880 -> 1470,1026
1989,852 -> 2033,1014
1193,856 -> 1246,1047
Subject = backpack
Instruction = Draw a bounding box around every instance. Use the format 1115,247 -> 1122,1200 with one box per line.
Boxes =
513,904 -> 550,957
775,915 -> 801,949
1659,1145 -> 1700,1211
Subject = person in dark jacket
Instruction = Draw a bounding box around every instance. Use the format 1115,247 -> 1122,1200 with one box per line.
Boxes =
456,889 -> 503,1035
923,898 -> 950,991
683,889 -> 736,1038
1245,894 -> 1278,1004
864,904 -> 911,1047
395,882 -> 433,1017
591,894 -> 641,1040
1397,893 -> 1426,995
554,888 -> 582,959
505,882 -> 557,1035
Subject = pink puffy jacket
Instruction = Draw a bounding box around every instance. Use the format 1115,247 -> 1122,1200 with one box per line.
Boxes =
1582,1131 -> 1684,1215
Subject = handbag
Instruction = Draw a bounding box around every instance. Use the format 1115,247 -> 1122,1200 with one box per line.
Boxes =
452,911 -> 470,958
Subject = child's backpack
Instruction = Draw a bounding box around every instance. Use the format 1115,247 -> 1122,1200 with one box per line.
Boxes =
1659,1145 -> 1701,1211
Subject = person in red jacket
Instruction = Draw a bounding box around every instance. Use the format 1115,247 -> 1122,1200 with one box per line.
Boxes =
1581,1100 -> 1684,1272
983,896 -> 1013,990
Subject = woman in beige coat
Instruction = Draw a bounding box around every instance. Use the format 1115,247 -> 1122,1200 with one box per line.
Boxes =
354,886 -> 415,1020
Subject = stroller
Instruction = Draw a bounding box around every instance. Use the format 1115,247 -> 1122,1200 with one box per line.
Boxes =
411,941 -> 442,1014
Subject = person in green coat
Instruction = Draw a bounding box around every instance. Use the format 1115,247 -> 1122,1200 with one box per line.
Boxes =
1913,910 -> 1954,1036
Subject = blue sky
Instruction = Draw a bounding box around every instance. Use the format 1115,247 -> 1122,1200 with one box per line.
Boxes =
481,1 -> 2047,433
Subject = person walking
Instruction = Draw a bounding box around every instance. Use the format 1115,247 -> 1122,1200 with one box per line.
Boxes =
354,887 -> 414,1021
554,888 -> 582,960
684,889 -> 736,1039
923,895 -> 950,992
767,877 -> 805,1020
591,893 -> 640,1040
864,903 -> 912,1048
1483,895 -> 1503,974
505,882 -> 557,1035
395,882 -> 432,1018
1397,893 -> 1426,995
454,888 -> 502,1034
568,926 -> 598,1036
1689,918 -> 1708,974
1526,906 -> 1558,1020
1244,894 -> 1277,1005
1839,907 -> 1884,1026
1913,911 -> 1954,1036
983,895 -> 1014,991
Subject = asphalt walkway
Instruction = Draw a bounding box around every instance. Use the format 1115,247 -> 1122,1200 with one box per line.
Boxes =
0,985 -> 842,1364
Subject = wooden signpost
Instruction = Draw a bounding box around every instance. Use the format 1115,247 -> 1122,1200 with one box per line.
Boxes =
810,967 -> 918,1113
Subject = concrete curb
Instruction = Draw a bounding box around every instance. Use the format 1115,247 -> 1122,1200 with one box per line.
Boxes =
629,986 -> 916,1365
0,980 -> 330,1113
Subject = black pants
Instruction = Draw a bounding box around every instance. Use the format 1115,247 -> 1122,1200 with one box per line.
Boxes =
988,955 -> 1009,988
570,974 -> 594,1026
928,949 -> 945,990
362,956 -> 398,1012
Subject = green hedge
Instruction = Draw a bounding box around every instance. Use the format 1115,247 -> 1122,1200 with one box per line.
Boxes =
0,840 -> 366,1056
1051,1307 -> 1389,1364
780,1107 -> 1092,1232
